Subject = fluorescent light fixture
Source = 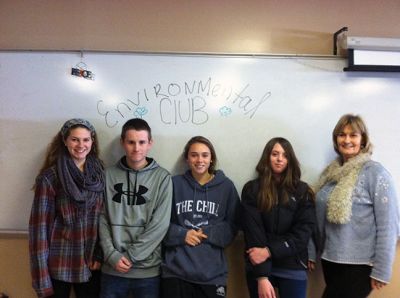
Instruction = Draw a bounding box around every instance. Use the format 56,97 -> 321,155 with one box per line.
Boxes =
342,36 -> 400,72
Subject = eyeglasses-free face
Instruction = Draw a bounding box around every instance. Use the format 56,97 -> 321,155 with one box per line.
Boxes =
336,124 -> 362,162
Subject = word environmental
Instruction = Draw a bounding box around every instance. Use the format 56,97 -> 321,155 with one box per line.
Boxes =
97,77 -> 271,127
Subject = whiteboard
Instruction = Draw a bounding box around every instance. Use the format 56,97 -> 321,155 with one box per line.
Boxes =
1,51 -> 400,231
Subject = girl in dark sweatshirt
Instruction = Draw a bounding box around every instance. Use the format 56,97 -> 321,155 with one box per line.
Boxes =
162,136 -> 240,298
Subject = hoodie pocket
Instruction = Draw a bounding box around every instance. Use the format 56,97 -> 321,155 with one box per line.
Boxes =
134,246 -> 162,269
166,244 -> 227,282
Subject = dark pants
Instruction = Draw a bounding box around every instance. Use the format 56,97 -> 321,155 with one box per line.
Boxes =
246,273 -> 307,298
321,259 -> 372,298
161,277 -> 227,298
100,273 -> 160,298
51,270 -> 101,298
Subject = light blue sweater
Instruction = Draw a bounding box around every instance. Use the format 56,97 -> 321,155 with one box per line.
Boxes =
315,160 -> 398,283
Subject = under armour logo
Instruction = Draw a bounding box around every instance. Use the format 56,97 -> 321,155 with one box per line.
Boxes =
112,183 -> 148,205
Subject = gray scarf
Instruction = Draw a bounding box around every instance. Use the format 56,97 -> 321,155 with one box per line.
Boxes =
57,152 -> 104,208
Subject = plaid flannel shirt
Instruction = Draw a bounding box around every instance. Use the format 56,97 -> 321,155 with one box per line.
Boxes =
29,167 -> 103,297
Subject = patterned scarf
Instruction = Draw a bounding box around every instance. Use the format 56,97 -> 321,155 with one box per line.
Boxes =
314,152 -> 371,224
57,152 -> 104,208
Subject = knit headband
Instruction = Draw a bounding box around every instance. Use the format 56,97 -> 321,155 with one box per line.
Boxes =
61,118 -> 96,138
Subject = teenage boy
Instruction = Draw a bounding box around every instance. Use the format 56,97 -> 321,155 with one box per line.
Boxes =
99,118 -> 173,298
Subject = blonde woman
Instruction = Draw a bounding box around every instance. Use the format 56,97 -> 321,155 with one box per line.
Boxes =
314,114 -> 398,298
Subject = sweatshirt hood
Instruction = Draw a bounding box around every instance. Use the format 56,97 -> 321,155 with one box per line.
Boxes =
182,169 -> 227,190
114,157 -> 159,206
118,156 -> 159,173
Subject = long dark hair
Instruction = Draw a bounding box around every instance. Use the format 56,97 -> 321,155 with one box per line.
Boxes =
256,137 -> 301,211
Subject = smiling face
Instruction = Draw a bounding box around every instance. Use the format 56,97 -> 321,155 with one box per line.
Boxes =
336,124 -> 362,162
121,129 -> 153,170
186,142 -> 212,179
270,143 -> 288,177
64,127 -> 93,166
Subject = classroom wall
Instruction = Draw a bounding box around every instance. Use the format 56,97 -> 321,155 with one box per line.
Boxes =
1,0 -> 400,54
1,1 -> 400,297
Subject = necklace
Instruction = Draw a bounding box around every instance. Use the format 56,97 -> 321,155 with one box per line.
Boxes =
197,173 -> 214,185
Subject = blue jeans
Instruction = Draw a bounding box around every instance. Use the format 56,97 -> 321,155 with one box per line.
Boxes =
100,273 -> 160,298
247,274 -> 307,298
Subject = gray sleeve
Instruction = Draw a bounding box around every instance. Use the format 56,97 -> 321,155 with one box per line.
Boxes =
99,202 -> 124,267
369,166 -> 399,283
126,174 -> 173,262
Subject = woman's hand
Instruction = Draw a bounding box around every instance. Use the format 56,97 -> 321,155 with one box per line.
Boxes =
247,247 -> 270,265
258,278 -> 276,298
371,278 -> 387,290
185,228 -> 208,246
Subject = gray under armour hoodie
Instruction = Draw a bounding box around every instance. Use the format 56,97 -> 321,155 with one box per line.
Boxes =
100,157 -> 173,279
